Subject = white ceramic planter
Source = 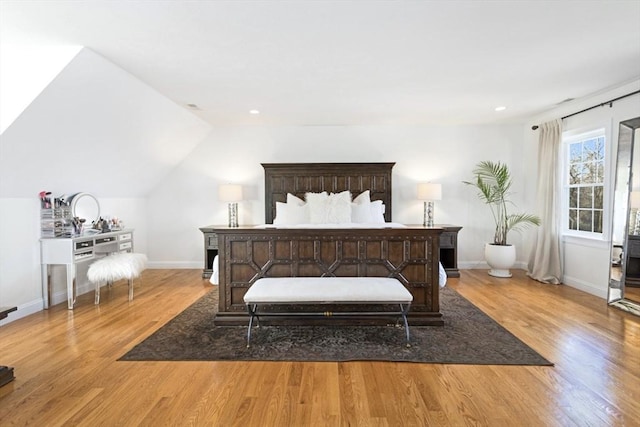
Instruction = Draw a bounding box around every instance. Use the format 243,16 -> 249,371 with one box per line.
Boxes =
484,243 -> 516,278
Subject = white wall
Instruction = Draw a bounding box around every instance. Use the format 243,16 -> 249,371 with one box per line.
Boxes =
525,80 -> 640,298
0,199 -> 42,321
146,123 -> 532,271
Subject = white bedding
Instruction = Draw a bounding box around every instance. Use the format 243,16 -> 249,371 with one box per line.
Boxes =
210,255 -> 219,285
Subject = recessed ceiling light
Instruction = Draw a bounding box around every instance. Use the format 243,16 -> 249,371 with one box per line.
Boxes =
249,109 -> 260,115
186,103 -> 201,110
495,106 -> 507,112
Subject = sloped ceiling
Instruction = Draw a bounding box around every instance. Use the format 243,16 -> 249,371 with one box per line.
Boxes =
1,1 -> 639,126
0,45 -> 82,134
0,48 -> 211,197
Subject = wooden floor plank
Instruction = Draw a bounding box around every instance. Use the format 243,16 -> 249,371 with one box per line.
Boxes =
0,268 -> 638,426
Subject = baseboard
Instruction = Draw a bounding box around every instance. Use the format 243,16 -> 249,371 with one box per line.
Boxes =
561,274 -> 608,299
458,261 -> 488,270
459,264 -> 606,299
0,299 -> 42,326
458,260 -> 528,270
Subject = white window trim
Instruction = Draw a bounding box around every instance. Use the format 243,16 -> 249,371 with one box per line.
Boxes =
561,121 -> 613,242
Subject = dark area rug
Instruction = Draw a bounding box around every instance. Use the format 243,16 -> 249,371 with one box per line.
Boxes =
119,287 -> 552,365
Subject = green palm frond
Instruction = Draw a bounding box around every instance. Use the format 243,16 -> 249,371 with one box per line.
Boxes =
463,161 -> 540,245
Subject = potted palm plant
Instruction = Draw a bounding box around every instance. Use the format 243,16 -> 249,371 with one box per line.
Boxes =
463,161 -> 541,277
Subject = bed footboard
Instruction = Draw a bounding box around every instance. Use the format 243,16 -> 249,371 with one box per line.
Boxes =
213,226 -> 443,326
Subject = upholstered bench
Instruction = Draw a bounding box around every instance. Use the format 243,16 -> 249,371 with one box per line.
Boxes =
243,277 -> 413,347
87,253 -> 147,304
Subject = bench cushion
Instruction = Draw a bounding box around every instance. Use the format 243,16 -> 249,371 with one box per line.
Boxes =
88,253 -> 147,284
244,277 -> 412,304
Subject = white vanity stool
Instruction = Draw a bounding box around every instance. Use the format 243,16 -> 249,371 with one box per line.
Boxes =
88,253 -> 147,304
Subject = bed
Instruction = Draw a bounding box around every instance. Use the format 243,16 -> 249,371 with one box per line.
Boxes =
212,162 -> 444,326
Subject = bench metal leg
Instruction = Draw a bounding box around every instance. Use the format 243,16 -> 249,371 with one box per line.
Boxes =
246,303 -> 259,347
400,303 -> 411,347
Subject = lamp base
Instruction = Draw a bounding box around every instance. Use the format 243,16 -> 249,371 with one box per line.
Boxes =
228,203 -> 238,228
423,201 -> 434,227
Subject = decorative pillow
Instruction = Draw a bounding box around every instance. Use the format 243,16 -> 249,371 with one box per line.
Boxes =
351,190 -> 373,223
286,193 -> 305,206
370,200 -> 386,223
273,201 -> 308,225
305,191 -> 329,223
353,190 -> 371,205
326,190 -> 352,223
351,202 -> 372,223
305,191 -> 353,223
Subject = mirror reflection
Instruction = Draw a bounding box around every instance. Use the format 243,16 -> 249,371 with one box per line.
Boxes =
70,192 -> 101,224
609,118 -> 640,315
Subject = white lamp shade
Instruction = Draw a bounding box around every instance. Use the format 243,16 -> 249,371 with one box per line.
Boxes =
631,191 -> 640,209
417,183 -> 442,201
219,184 -> 243,202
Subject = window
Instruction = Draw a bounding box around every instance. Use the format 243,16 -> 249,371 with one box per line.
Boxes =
565,129 -> 605,235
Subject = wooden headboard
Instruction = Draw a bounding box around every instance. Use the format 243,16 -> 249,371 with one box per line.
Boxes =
262,162 -> 395,224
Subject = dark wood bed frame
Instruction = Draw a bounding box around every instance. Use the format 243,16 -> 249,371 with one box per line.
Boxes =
213,162 -> 444,326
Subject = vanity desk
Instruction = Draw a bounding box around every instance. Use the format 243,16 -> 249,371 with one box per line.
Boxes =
40,229 -> 134,309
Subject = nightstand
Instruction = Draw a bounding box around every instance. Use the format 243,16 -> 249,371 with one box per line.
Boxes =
437,225 -> 462,278
198,225 -> 220,279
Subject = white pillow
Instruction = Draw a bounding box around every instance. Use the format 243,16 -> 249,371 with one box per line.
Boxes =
305,191 -> 353,223
353,190 -> 371,205
273,201 -> 308,225
305,191 -> 329,223
370,200 -> 386,223
351,190 -> 373,223
286,193 -> 305,206
326,190 -> 352,223
351,202 -> 372,223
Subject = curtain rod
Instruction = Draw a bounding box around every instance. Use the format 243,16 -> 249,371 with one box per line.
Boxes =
531,89 -> 640,130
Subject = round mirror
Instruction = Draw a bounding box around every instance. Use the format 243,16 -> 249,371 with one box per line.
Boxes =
70,192 -> 100,224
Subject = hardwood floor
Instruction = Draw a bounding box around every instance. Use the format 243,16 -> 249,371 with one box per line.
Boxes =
0,269 -> 638,426
625,285 -> 640,302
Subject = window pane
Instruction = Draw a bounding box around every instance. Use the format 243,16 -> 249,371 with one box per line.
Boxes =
569,209 -> 577,230
583,139 -> 596,161
582,163 -> 595,184
579,210 -> 593,231
594,210 -> 602,233
596,161 -> 604,183
570,188 -> 578,208
594,186 -> 603,209
570,143 -> 582,163
597,137 -> 605,160
579,187 -> 593,208
569,164 -> 581,185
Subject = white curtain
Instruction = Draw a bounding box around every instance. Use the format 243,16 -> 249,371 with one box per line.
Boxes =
527,119 -> 563,284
